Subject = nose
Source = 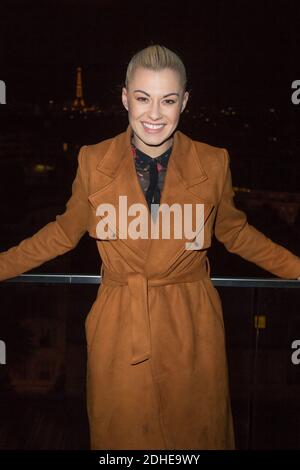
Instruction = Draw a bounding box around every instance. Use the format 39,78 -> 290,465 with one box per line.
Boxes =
148,100 -> 163,121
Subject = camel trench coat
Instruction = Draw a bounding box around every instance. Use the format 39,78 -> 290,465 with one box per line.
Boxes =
1,123 -> 300,450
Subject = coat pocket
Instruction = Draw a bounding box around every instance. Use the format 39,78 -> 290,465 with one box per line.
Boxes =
205,279 -> 225,330
87,207 -> 118,241
185,205 -> 215,250
85,284 -> 109,353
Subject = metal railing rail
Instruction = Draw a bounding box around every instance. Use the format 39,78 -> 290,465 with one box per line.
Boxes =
2,273 -> 300,288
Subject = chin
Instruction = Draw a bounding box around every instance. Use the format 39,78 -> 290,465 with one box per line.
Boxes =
143,135 -> 171,146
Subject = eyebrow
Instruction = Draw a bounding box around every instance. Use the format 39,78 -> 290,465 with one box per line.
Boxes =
133,89 -> 179,98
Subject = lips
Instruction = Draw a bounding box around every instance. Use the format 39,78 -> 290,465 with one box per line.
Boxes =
141,122 -> 165,133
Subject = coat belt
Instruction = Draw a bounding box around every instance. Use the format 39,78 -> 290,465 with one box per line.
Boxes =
100,257 -> 211,366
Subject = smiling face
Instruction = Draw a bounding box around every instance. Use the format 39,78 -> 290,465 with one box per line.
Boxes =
122,67 -> 189,157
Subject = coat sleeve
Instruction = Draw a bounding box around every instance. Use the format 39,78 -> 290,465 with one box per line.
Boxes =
0,145 -> 89,281
214,148 -> 300,279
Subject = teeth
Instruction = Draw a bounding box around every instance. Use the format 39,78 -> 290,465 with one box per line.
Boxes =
143,123 -> 164,129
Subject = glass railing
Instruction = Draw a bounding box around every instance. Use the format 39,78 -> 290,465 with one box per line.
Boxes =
0,274 -> 299,450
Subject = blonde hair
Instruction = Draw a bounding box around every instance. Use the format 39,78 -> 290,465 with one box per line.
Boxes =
125,44 -> 187,91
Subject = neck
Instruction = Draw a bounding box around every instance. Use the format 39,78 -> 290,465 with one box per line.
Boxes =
132,134 -> 173,158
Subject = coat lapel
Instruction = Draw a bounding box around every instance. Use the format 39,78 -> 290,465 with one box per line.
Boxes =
87,124 -> 215,270
87,125 -> 153,258
143,127 -> 215,275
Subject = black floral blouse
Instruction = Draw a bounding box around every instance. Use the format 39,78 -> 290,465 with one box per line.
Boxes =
131,143 -> 173,210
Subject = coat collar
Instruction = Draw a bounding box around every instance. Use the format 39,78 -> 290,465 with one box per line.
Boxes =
93,123 -> 208,189
88,124 -> 214,273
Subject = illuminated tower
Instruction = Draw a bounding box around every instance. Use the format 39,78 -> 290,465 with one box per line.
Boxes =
72,66 -> 86,110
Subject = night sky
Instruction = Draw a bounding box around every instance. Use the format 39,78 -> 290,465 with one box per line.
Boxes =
1,0 -> 300,107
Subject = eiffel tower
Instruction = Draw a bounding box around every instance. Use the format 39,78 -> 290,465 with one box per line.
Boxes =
72,66 -> 86,110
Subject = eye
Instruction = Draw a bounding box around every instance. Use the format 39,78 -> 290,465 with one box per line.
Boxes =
136,97 -> 177,105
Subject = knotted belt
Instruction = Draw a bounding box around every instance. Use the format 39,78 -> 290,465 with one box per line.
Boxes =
100,257 -> 211,365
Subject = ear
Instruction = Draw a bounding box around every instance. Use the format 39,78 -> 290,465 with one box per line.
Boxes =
122,87 -> 129,111
180,91 -> 189,113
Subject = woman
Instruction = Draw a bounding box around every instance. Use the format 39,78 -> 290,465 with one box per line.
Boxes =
1,45 -> 300,450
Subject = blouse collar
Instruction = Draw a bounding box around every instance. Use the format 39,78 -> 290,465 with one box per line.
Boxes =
131,143 -> 173,169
